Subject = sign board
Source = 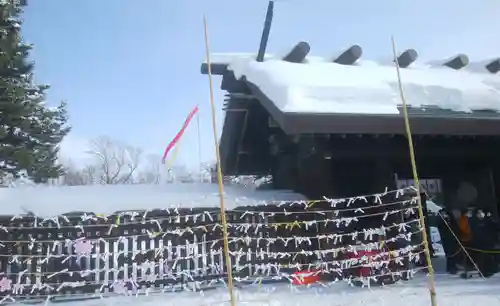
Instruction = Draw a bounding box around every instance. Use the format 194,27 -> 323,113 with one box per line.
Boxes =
396,178 -> 443,199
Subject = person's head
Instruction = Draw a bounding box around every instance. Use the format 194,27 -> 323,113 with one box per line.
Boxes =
476,209 -> 485,220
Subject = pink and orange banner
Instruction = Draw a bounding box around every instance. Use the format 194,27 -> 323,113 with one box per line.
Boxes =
161,105 -> 199,164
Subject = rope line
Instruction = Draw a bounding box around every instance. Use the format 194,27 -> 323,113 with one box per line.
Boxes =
0,202 -> 420,230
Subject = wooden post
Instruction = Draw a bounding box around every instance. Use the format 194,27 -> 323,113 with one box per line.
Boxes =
256,1 -> 274,62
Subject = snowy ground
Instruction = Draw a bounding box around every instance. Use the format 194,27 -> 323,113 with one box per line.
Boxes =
62,268 -> 500,306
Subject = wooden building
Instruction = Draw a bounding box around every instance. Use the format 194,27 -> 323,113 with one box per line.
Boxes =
200,5 -> 500,217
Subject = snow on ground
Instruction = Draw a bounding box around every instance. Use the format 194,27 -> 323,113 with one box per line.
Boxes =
0,183 -> 442,218
60,271 -> 500,306
0,184 -> 306,217
227,56 -> 500,115
430,226 -> 444,256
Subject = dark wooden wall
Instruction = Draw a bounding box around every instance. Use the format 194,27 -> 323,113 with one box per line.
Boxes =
332,136 -> 500,212
273,135 -> 500,217
221,96 -> 272,175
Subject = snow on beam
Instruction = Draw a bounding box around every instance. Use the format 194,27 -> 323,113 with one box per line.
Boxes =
332,45 -> 362,65
282,42 -> 310,63
442,54 -> 469,70
397,49 -> 418,68
485,58 -> 500,73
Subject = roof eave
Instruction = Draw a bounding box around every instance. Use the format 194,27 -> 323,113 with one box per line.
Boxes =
245,80 -> 500,136
283,113 -> 500,135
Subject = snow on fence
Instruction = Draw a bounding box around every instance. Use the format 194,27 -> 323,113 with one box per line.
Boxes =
0,185 -> 425,304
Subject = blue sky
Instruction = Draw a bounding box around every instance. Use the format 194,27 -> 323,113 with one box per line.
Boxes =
22,0 -> 500,167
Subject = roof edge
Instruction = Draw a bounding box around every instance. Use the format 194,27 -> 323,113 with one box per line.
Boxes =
244,80 -> 500,136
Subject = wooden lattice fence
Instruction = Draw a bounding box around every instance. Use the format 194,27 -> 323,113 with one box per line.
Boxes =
0,188 -> 422,303
0,204 -> 328,303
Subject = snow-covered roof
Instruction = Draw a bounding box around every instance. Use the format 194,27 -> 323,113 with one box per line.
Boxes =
0,184 -> 306,217
222,54 -> 500,115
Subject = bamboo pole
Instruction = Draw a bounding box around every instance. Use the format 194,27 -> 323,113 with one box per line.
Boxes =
390,36 -> 438,306
203,15 -> 237,306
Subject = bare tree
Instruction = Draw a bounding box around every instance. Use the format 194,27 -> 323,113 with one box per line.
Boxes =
86,136 -> 142,184
199,162 -> 215,183
82,164 -> 98,185
61,159 -> 86,186
58,136 -> 217,186
137,154 -> 163,184
116,145 -> 142,184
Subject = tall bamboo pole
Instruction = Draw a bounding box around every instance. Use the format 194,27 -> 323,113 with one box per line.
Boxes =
203,15 -> 237,306
391,36 -> 438,306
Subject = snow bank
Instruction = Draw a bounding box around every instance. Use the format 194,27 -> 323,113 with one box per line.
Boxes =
227,57 -> 500,115
0,184 -> 306,217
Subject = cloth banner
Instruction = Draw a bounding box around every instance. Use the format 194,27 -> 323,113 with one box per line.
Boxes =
161,105 -> 199,164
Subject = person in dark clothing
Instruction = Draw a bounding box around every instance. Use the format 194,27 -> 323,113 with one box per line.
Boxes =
469,209 -> 496,277
484,210 -> 499,245
436,208 -> 460,274
484,210 -> 500,271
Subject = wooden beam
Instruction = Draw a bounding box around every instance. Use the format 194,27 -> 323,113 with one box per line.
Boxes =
333,45 -> 362,65
486,58 -> 500,73
443,54 -> 469,70
282,42 -> 310,63
330,143 -> 500,159
397,49 -> 418,68
256,1 -> 274,62
200,63 -> 227,75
